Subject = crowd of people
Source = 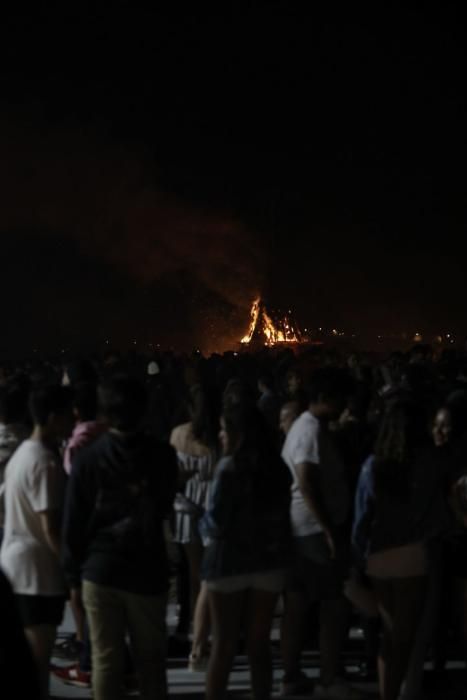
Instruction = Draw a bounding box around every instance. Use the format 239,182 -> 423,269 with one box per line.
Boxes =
0,343 -> 467,700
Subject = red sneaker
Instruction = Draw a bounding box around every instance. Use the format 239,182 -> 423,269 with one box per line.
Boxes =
51,663 -> 91,688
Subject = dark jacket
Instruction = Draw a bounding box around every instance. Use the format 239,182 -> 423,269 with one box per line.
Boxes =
62,431 -> 177,595
199,453 -> 292,580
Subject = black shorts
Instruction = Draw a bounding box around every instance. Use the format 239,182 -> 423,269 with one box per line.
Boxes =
287,532 -> 350,601
15,594 -> 65,627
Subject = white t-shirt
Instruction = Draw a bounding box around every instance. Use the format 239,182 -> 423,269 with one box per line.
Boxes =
0,439 -> 66,595
281,411 -> 349,537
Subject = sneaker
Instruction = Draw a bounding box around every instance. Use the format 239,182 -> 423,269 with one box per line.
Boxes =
313,680 -> 362,699
279,670 -> 315,696
51,663 -> 91,688
52,635 -> 81,661
188,652 -> 209,672
123,673 -> 139,696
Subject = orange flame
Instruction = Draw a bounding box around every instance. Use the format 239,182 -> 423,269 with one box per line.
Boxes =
241,297 -> 261,343
241,298 -> 303,346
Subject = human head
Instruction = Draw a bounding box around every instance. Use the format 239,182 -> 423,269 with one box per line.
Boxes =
375,398 -> 428,463
188,383 -> 219,448
98,374 -> 147,432
307,367 -> 355,421
286,367 -> 302,398
72,381 -> 98,423
433,391 -> 467,447
29,385 -> 74,441
219,397 -> 265,457
279,400 -> 300,435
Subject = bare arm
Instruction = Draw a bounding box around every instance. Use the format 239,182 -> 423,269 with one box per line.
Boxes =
39,510 -> 62,558
295,461 -> 336,557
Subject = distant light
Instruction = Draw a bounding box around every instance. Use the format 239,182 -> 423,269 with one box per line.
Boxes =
332,329 -> 338,336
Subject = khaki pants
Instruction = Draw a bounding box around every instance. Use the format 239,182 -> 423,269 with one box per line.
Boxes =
82,580 -> 167,700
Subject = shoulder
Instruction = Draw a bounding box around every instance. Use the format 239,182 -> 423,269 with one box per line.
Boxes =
291,411 -> 319,440
170,423 -> 191,448
215,456 -> 235,475
170,423 -> 210,457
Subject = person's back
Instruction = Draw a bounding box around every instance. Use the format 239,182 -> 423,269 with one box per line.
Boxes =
65,430 -> 176,593
62,374 -> 178,700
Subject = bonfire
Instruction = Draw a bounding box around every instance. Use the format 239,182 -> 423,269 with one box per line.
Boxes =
240,297 -> 305,347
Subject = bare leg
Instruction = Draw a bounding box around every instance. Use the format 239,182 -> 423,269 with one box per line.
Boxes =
245,589 -> 278,700
184,540 -> 203,618
191,581 -> 210,659
280,590 -> 308,680
205,589 -> 245,700
374,577 -> 426,700
24,624 -> 57,700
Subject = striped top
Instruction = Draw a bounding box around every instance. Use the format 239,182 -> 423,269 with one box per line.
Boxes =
170,423 -> 216,544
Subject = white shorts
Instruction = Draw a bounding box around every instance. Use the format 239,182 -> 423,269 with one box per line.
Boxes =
205,569 -> 286,593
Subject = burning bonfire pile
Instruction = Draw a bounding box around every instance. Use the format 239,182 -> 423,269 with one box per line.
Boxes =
240,297 -> 306,347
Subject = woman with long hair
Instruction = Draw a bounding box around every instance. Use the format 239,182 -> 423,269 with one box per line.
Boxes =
352,398 -> 442,700
170,383 -> 219,669
199,395 -> 292,700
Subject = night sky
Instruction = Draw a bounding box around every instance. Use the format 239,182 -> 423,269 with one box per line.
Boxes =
1,6 -> 466,355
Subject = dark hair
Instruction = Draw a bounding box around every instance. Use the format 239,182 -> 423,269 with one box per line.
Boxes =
29,385 -> 73,427
189,383 -> 219,449
98,374 -> 146,431
72,381 -> 98,422
373,398 -> 428,496
222,398 -> 269,469
307,367 -> 355,404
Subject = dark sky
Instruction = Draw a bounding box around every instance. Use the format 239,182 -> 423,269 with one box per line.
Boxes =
1,6 -> 466,354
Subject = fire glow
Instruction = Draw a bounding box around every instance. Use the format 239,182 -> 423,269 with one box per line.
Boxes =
240,297 -> 304,346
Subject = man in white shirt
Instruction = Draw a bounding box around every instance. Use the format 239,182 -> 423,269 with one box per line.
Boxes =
280,367 -> 357,699
1,384 -> 73,700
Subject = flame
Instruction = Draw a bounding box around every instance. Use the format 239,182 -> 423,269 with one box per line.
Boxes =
241,298 -> 303,346
241,297 -> 261,344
